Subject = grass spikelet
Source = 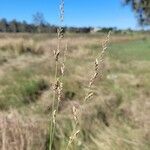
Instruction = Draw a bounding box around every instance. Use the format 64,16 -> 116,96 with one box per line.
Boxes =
84,31 -> 111,102
66,130 -> 80,150
52,110 -> 56,125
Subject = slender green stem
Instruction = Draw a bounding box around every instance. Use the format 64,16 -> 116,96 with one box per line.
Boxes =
49,61 -> 58,150
49,0 -> 64,149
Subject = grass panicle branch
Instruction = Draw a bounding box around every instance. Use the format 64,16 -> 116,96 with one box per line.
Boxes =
66,130 -> 80,150
84,31 -> 111,102
65,30 -> 111,150
49,0 -> 65,150
49,1 -> 111,149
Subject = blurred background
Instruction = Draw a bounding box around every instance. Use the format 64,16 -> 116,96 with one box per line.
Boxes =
0,0 -> 150,33
0,0 -> 150,150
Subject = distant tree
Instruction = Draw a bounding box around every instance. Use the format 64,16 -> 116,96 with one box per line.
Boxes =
49,25 -> 57,33
67,27 -> 91,33
0,18 -> 7,32
33,12 -> 46,33
17,21 -> 27,32
8,20 -> 18,32
33,12 -> 45,25
78,27 -> 92,33
124,0 -> 150,25
100,27 -> 116,33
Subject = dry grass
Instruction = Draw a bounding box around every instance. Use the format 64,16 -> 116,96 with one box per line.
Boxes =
0,32 -> 150,149
0,38 -> 43,55
0,111 -> 48,150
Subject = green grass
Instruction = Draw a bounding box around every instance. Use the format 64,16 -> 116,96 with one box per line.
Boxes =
109,38 -> 150,61
0,69 -> 48,110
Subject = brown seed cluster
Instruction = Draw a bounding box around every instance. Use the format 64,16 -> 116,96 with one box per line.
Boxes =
84,31 -> 111,102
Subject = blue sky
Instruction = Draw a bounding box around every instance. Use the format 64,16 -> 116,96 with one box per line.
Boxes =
0,0 -> 140,29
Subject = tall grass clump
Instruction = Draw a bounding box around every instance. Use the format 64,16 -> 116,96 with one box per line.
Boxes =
0,111 -> 47,150
0,39 -> 44,55
48,0 -> 111,149
49,0 -> 66,149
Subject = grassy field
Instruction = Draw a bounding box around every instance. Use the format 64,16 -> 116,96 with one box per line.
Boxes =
0,33 -> 150,150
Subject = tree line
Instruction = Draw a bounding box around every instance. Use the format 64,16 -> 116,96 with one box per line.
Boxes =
0,18 -> 57,33
0,18 -> 94,33
0,19 -> 92,33
0,18 -> 126,34
0,12 -> 122,34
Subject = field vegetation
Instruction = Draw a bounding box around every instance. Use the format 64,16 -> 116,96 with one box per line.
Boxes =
0,32 -> 150,150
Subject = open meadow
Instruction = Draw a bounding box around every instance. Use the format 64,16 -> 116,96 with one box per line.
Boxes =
0,32 -> 150,150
